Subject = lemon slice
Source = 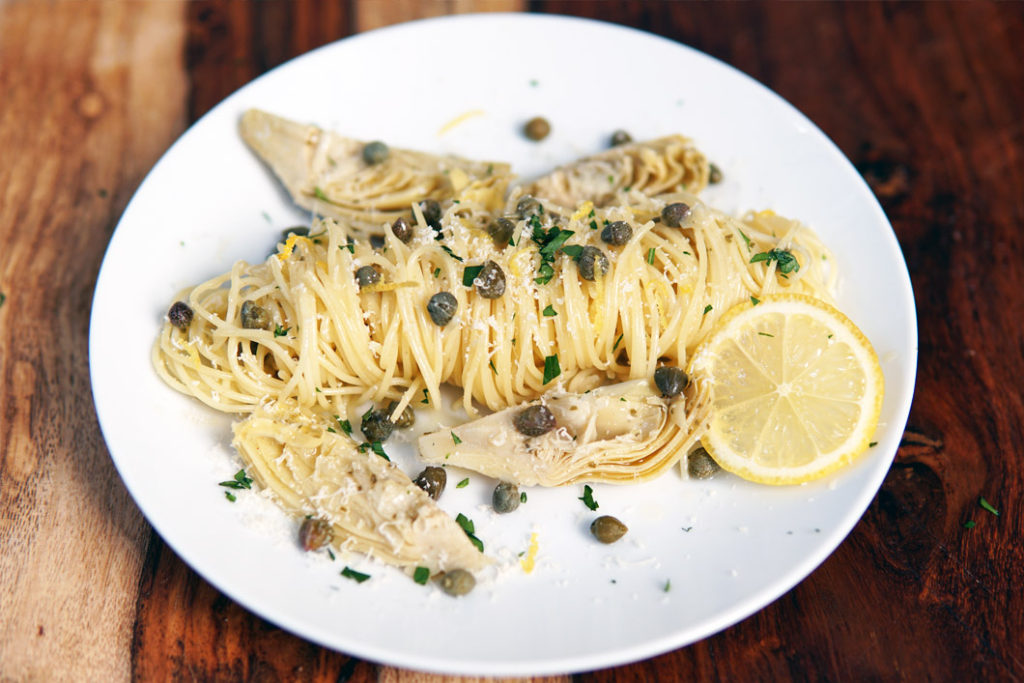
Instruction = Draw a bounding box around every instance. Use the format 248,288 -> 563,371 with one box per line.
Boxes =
688,294 -> 884,485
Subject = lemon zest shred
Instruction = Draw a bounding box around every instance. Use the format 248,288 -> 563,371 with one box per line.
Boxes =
185,340 -> 201,370
520,532 -> 539,573
360,281 -> 418,294
277,234 -> 312,262
570,201 -> 595,222
437,109 -> 485,136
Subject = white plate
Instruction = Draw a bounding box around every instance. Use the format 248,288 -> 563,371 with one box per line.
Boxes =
90,14 -> 917,676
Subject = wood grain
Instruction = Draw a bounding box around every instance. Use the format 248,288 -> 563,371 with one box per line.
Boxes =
0,1 -> 187,679
1,1 -> 1023,681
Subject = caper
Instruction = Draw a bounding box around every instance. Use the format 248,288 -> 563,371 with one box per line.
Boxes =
281,226 -> 310,240
355,265 -> 381,288
591,515 -> 628,544
653,366 -> 688,398
474,260 -> 506,299
487,217 -> 515,248
492,481 -> 520,514
600,221 -> 632,246
391,216 -> 413,244
240,300 -> 270,330
513,404 -> 556,437
516,195 -> 543,220
361,409 -> 395,443
362,140 -> 389,165
709,163 -> 723,184
413,466 -> 446,501
416,199 -> 442,230
385,400 -> 415,429
523,116 -> 551,141
168,301 -> 193,330
427,291 -> 458,326
298,517 -> 332,551
439,569 -> 475,596
687,446 -> 721,480
661,202 -> 692,228
610,129 -> 632,146
578,246 -> 609,281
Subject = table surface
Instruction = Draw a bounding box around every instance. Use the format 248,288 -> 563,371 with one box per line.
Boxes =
2,2 -> 1022,680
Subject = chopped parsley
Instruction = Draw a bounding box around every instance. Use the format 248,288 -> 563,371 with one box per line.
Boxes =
589,220 -> 599,230
224,491 -> 236,502
327,548 -> 335,561
313,186 -> 331,202
0,292 -> 5,308
869,441 -> 877,447
531,225 -> 576,284
273,324 -> 289,337
751,296 -> 760,305
703,304 -> 713,315
413,566 -> 430,585
420,388 -> 430,405
358,441 -> 389,460
646,247 -> 656,265
440,244 -> 464,262
489,359 -> 497,374
340,566 -> 371,583
664,579 -> 671,593
612,333 -> 624,351
758,332 -> 775,337
433,267 -> 441,278
455,513 -> 484,552
979,497 -> 1000,516
218,469 -> 253,490
462,264 -> 483,287
341,241 -> 355,254
451,431 -> 462,445
542,354 -> 561,384
456,478 -> 469,489
578,484 -> 599,511
334,416 -> 352,435
561,244 -> 584,260
542,305 -> 557,317
963,520 -> 976,529
737,228 -> 753,250
520,491 -> 527,503
681,526 -> 693,532
750,248 -> 800,274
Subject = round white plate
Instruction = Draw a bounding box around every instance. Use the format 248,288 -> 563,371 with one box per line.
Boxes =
90,14 -> 917,676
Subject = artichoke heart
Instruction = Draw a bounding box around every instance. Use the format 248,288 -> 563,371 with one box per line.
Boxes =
522,135 -> 709,210
233,402 -> 488,573
240,109 -> 512,232
418,380 -> 692,486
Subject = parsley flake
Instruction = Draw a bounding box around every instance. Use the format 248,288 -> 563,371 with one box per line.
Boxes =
703,305 -> 713,315
313,186 -> 331,202
219,469 -> 253,490
489,359 -> 497,374
579,484 -> 599,511
542,305 -> 557,317
750,248 -> 800,274
0,292 -> 5,308
420,389 -> 430,405
451,431 -> 462,445
224,491 -> 236,502
646,247 -> 656,265
370,441 -> 389,460
340,566 -> 371,583
273,324 -> 289,337
869,441 -> 878,447
520,491 -> 527,503
462,264 -> 483,287
433,267 -> 441,278
751,296 -> 760,306
413,566 -> 430,585
335,417 -> 352,435
612,333 -> 624,351
542,354 -> 561,384
664,579 -> 671,592
963,520 -> 976,529
440,245 -> 464,262
758,332 -> 774,337
979,497 -> 999,516
456,478 -> 469,489
455,513 -> 484,552
738,228 -> 753,250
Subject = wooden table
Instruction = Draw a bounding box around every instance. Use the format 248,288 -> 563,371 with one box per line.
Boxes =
2,2 -> 1021,680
